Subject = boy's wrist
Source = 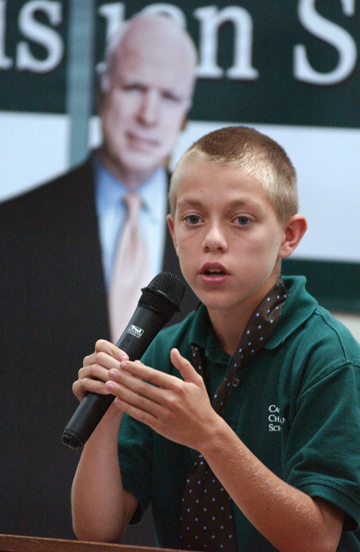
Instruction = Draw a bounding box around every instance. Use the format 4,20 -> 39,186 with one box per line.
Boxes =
197,414 -> 233,460
87,407 -> 123,443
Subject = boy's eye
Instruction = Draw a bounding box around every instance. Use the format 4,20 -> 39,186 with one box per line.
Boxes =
184,214 -> 201,225
234,216 -> 252,226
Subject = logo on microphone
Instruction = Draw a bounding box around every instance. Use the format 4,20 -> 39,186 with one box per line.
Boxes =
128,324 -> 144,338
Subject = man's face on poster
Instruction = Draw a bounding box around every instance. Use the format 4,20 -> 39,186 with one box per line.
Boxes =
99,29 -> 195,186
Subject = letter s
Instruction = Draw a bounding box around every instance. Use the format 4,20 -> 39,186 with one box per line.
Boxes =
17,0 -> 63,73
294,0 -> 357,85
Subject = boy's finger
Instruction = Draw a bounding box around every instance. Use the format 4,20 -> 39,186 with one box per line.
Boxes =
94,339 -> 129,362
170,348 -> 200,384
119,360 -> 172,389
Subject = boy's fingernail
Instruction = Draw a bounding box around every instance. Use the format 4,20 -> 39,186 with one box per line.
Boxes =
109,369 -> 118,378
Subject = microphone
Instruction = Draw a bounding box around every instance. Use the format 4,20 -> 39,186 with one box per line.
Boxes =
62,272 -> 185,450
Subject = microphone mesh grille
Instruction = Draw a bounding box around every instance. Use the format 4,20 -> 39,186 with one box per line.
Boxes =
139,272 -> 185,322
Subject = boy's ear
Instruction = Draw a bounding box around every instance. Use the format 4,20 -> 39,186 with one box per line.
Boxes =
279,214 -> 307,258
167,214 -> 178,253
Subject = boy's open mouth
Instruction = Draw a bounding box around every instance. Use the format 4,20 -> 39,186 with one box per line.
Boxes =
201,263 -> 229,278
204,268 -> 226,277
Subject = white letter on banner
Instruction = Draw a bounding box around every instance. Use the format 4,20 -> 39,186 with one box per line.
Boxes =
0,0 -> 13,69
16,0 -> 63,73
97,3 -> 125,77
195,5 -> 259,80
98,3 -> 125,44
294,0 -> 357,85
141,3 -> 187,27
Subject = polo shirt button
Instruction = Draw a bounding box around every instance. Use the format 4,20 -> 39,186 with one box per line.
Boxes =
232,378 -> 240,387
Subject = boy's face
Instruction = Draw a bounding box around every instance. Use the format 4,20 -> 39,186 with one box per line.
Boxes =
168,161 -> 291,319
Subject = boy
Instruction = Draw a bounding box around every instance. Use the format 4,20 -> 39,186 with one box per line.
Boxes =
71,126 -> 360,551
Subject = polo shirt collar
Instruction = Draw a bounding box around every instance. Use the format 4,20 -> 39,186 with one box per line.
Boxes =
265,275 -> 318,349
189,305 -> 231,365
189,276 -> 318,354
189,304 -> 215,351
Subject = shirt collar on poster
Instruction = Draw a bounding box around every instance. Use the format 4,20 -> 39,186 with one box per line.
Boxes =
93,153 -> 168,290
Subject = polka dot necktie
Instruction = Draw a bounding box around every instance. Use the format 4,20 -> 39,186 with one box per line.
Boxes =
179,279 -> 289,551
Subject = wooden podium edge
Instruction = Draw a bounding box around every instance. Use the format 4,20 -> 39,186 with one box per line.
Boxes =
0,535 -> 186,552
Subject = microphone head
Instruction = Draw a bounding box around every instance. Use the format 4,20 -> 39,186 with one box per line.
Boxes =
139,272 -> 185,323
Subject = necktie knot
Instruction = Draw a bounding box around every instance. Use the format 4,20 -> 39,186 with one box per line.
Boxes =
122,194 -> 143,243
124,193 -> 143,218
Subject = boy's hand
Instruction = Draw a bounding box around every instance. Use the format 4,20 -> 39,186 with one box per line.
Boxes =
104,348 -> 220,451
72,339 -> 129,423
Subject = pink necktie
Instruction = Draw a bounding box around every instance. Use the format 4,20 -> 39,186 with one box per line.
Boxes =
108,193 -> 151,342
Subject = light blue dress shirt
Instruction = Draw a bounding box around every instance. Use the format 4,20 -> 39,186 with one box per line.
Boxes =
93,155 -> 168,292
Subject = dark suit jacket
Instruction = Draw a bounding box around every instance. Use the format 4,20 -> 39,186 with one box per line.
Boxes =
0,158 -> 197,539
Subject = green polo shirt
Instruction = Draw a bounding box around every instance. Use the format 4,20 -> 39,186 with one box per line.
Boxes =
118,276 -> 360,551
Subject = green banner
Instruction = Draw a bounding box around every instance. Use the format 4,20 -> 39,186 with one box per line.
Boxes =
2,0 -> 359,126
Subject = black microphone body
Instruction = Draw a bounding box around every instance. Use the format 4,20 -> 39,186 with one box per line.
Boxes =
62,272 -> 185,450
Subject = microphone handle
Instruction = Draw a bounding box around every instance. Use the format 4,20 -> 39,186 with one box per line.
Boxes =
62,306 -> 166,449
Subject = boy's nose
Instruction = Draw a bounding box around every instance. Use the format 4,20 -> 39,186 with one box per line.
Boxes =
203,223 -> 228,252
138,90 -> 160,126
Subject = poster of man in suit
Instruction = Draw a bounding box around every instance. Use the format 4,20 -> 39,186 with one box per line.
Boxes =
0,5 -> 198,543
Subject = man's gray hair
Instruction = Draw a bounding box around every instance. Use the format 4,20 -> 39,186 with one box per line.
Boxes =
99,13 -> 198,92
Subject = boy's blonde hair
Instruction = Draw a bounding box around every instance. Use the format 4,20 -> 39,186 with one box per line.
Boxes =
169,126 -> 298,223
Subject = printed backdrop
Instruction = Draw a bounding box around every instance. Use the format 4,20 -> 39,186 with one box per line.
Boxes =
1,0 -> 360,310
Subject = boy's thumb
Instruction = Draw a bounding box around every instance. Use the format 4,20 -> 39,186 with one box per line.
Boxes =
170,348 -> 199,384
